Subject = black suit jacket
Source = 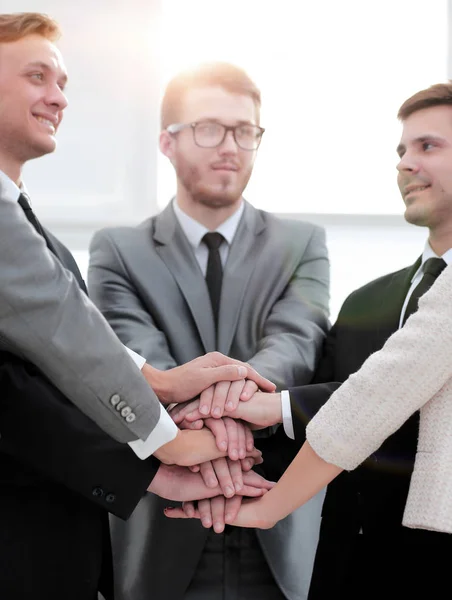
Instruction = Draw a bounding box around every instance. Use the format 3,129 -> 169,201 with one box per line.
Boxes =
0,229 -> 159,600
272,258 -> 452,599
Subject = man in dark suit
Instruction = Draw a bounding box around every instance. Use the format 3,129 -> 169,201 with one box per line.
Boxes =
171,82 -> 452,599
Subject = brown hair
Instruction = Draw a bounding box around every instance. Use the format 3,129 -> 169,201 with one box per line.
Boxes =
0,12 -> 60,44
161,62 -> 261,129
398,82 -> 452,120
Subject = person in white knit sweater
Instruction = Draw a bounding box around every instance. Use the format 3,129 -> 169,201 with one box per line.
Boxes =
167,83 -> 452,600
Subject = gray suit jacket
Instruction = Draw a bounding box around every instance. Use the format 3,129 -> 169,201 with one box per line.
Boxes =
88,201 -> 330,600
0,191 -> 161,443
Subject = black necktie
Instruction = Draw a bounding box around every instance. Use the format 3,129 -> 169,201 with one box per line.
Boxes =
402,257 -> 447,326
17,192 -> 54,251
203,232 -> 224,327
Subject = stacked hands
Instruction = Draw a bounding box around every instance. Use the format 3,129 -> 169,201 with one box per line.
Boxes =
143,352 -> 283,532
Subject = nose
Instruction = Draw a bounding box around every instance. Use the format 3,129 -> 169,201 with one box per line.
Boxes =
45,83 -> 68,112
218,130 -> 239,154
396,151 -> 419,174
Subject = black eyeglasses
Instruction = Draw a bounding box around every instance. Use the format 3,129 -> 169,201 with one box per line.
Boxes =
166,120 -> 265,151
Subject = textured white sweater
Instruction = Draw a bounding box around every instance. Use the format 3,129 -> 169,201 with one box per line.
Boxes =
306,263 -> 452,533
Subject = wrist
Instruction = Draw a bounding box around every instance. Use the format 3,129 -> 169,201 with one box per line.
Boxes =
153,429 -> 182,464
142,363 -> 170,405
257,492 -> 278,529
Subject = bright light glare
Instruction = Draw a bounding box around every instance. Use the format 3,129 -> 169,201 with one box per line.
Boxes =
157,0 -> 447,214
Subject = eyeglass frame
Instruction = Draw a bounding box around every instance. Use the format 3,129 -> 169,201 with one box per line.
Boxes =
166,120 -> 265,151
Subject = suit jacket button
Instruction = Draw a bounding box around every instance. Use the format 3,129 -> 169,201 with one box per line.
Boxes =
110,394 -> 121,407
106,493 -> 116,503
116,400 -> 127,411
92,487 -> 104,498
121,406 -> 132,417
125,413 -> 136,423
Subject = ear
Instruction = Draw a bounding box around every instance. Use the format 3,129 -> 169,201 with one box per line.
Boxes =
160,130 -> 175,160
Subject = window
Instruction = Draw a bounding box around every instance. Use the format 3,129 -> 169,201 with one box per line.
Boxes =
158,0 -> 448,214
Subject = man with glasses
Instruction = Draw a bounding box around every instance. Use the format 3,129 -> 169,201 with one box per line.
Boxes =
88,62 -> 330,600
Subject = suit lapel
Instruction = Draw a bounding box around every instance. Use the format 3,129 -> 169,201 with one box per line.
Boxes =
217,203 -> 267,354
44,228 -> 87,293
153,203 -> 216,352
370,257 -> 422,349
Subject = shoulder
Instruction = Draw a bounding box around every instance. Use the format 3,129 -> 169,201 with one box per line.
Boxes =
256,208 -> 324,238
90,217 -> 155,251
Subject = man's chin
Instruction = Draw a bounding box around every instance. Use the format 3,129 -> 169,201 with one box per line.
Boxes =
195,189 -> 242,209
404,205 -> 430,227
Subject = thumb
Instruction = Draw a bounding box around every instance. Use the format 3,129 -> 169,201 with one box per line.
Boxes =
201,365 -> 248,387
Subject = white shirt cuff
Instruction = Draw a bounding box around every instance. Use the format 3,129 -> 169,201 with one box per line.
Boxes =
128,404 -> 178,459
281,390 -> 295,440
124,346 -> 146,370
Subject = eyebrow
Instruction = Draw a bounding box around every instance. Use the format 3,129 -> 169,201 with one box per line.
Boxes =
396,135 -> 444,156
25,61 -> 68,86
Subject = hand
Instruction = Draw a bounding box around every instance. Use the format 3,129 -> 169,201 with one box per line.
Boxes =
148,464 -> 273,502
204,417 -> 256,459
195,456 -> 251,497
169,407 -> 257,458
153,427 -> 262,467
165,495 -> 276,529
198,380 -> 259,419
180,495 -> 244,533
142,352 -> 276,405
172,392 -> 283,430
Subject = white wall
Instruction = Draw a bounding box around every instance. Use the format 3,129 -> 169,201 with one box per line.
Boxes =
3,1 -> 446,321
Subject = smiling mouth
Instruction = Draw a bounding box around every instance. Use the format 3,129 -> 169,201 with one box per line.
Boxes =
405,184 -> 430,197
34,115 -> 56,134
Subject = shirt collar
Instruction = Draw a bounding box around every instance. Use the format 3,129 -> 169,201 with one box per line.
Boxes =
0,169 -> 30,203
172,199 -> 245,249
411,240 -> 452,282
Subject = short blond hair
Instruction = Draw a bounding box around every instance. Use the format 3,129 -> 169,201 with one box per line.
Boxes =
161,62 -> 261,129
0,12 -> 60,44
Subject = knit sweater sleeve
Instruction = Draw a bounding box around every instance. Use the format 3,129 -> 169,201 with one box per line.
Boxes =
306,264 -> 452,470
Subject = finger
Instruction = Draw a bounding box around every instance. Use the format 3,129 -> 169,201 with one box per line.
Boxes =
170,399 -> 201,424
210,457 -> 235,498
243,423 -> 255,453
224,495 -> 243,524
223,417 -> 239,461
204,417 -> 228,453
183,408 -> 205,423
201,353 -> 276,393
235,420 -> 247,459
239,380 -> 259,402
210,381 -> 231,419
179,418 -> 204,430
247,447 -> 263,465
164,506 -> 200,520
198,499 -> 213,529
227,457 -> 244,493
241,366 -> 275,393
182,501 -> 196,518
240,457 -> 255,472
211,496 -> 226,533
199,385 -> 215,416
224,379 -> 246,412
199,461 -> 218,488
188,464 -> 200,473
240,484 -> 266,497
243,470 -> 275,490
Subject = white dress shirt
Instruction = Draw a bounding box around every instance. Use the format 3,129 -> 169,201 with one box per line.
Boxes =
283,241 -> 452,441
1,169 -> 176,459
173,197 -> 245,272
